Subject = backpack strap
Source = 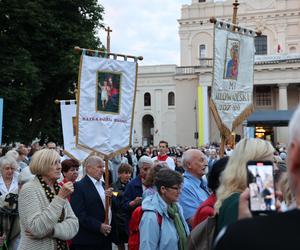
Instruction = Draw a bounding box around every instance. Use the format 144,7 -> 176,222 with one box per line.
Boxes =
156,212 -> 162,226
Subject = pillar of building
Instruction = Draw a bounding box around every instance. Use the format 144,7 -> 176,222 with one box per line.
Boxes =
197,83 -> 210,146
277,83 -> 289,144
154,89 -> 162,146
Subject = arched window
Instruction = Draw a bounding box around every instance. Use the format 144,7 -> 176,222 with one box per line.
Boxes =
168,92 -> 175,106
199,44 -> 206,66
255,35 -> 267,55
144,92 -> 151,106
199,44 -> 206,59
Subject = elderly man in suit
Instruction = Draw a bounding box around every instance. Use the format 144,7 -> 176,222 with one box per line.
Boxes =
70,155 -> 113,250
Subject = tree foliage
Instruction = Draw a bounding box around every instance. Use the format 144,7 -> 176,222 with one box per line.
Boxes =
0,0 -> 104,144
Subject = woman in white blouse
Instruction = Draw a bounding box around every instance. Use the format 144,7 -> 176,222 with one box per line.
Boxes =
0,156 -> 19,249
0,156 -> 19,197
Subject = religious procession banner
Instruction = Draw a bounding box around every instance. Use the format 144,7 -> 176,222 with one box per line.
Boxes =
210,20 -> 256,135
60,100 -> 90,161
76,54 -> 137,157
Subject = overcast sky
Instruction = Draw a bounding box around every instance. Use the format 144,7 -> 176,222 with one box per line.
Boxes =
98,0 -> 190,66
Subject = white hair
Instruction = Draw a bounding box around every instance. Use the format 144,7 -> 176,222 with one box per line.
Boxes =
0,156 -> 18,173
138,156 -> 153,168
289,105 -> 300,145
83,155 -> 104,168
5,150 -> 19,161
182,149 -> 204,170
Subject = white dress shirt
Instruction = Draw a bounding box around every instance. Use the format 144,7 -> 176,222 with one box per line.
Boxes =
0,173 -> 19,196
87,174 -> 112,224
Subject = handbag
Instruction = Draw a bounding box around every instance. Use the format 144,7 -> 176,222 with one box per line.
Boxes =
188,214 -> 218,250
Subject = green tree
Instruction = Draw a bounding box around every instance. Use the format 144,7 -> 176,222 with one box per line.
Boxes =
0,0 -> 105,145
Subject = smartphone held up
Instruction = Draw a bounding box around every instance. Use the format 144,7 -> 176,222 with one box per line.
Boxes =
247,160 -> 276,214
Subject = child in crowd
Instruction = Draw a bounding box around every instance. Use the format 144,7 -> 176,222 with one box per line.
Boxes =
111,163 -> 133,250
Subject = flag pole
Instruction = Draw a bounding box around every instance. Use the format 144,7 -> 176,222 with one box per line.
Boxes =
104,157 -> 110,224
232,0 -> 239,25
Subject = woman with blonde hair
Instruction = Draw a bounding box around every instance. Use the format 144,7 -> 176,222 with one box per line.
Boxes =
215,138 -> 274,233
18,149 -> 79,250
277,172 -> 296,211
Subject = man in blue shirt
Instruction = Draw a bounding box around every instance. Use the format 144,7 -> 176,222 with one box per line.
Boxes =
179,149 -> 210,227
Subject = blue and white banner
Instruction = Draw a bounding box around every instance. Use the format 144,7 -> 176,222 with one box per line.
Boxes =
76,54 -> 137,157
211,20 -> 255,133
60,100 -> 90,162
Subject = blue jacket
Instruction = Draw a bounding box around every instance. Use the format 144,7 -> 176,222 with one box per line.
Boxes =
140,192 -> 190,250
122,176 -> 143,232
70,175 -> 112,249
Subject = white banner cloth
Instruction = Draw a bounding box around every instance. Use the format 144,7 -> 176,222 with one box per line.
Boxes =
212,20 -> 255,131
77,55 -> 137,156
60,101 -> 89,161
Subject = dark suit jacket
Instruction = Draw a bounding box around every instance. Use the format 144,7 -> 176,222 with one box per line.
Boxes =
121,176 -> 143,233
70,175 -> 112,249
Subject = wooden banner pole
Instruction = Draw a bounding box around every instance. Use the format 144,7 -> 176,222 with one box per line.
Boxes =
232,0 -> 239,25
104,157 -> 110,224
220,134 -> 226,158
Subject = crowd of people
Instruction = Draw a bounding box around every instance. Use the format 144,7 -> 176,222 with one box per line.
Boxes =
0,103 -> 297,249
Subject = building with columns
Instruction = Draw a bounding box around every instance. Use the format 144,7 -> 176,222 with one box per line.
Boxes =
133,0 -> 300,147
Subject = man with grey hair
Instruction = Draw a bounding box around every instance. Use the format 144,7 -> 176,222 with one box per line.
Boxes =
215,104 -> 300,250
179,149 -> 210,227
122,155 -> 153,234
70,155 -> 113,250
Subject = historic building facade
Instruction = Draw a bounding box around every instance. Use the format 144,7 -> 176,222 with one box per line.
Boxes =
133,0 -> 300,147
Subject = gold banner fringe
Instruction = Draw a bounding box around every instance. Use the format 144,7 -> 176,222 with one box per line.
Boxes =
62,150 -> 84,164
209,99 -> 231,137
209,99 -> 254,138
232,104 -> 254,131
76,143 -> 130,161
